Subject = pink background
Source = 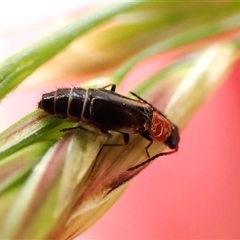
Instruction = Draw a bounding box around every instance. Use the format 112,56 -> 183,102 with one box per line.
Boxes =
79,61 -> 240,239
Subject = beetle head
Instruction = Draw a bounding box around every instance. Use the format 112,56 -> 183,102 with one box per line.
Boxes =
164,124 -> 180,149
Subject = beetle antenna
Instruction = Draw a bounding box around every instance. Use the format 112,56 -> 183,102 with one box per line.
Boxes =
128,147 -> 178,171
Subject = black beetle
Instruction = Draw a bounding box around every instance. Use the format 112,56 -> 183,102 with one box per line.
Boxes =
38,84 -> 179,170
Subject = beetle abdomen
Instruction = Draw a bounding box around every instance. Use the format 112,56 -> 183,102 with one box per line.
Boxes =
39,88 -> 87,121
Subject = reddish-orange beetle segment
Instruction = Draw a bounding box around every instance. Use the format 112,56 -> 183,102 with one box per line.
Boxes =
148,111 -> 172,142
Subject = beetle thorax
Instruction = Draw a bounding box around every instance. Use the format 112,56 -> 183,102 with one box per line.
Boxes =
148,112 -> 172,142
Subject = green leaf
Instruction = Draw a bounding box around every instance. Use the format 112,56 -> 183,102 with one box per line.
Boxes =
0,111 -> 62,160
0,141 -> 53,193
114,14 -> 240,82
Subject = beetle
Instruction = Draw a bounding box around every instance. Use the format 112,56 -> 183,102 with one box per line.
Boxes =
38,84 -> 179,170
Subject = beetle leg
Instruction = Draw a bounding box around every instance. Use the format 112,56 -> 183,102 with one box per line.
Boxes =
94,132 -> 129,159
139,131 -> 153,158
144,141 -> 152,158
101,84 -> 116,92
60,126 -> 80,132
100,132 -> 129,147
128,147 -> 178,171
60,125 -> 110,137
130,91 -> 146,102
130,91 -> 167,118
94,133 -> 130,165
